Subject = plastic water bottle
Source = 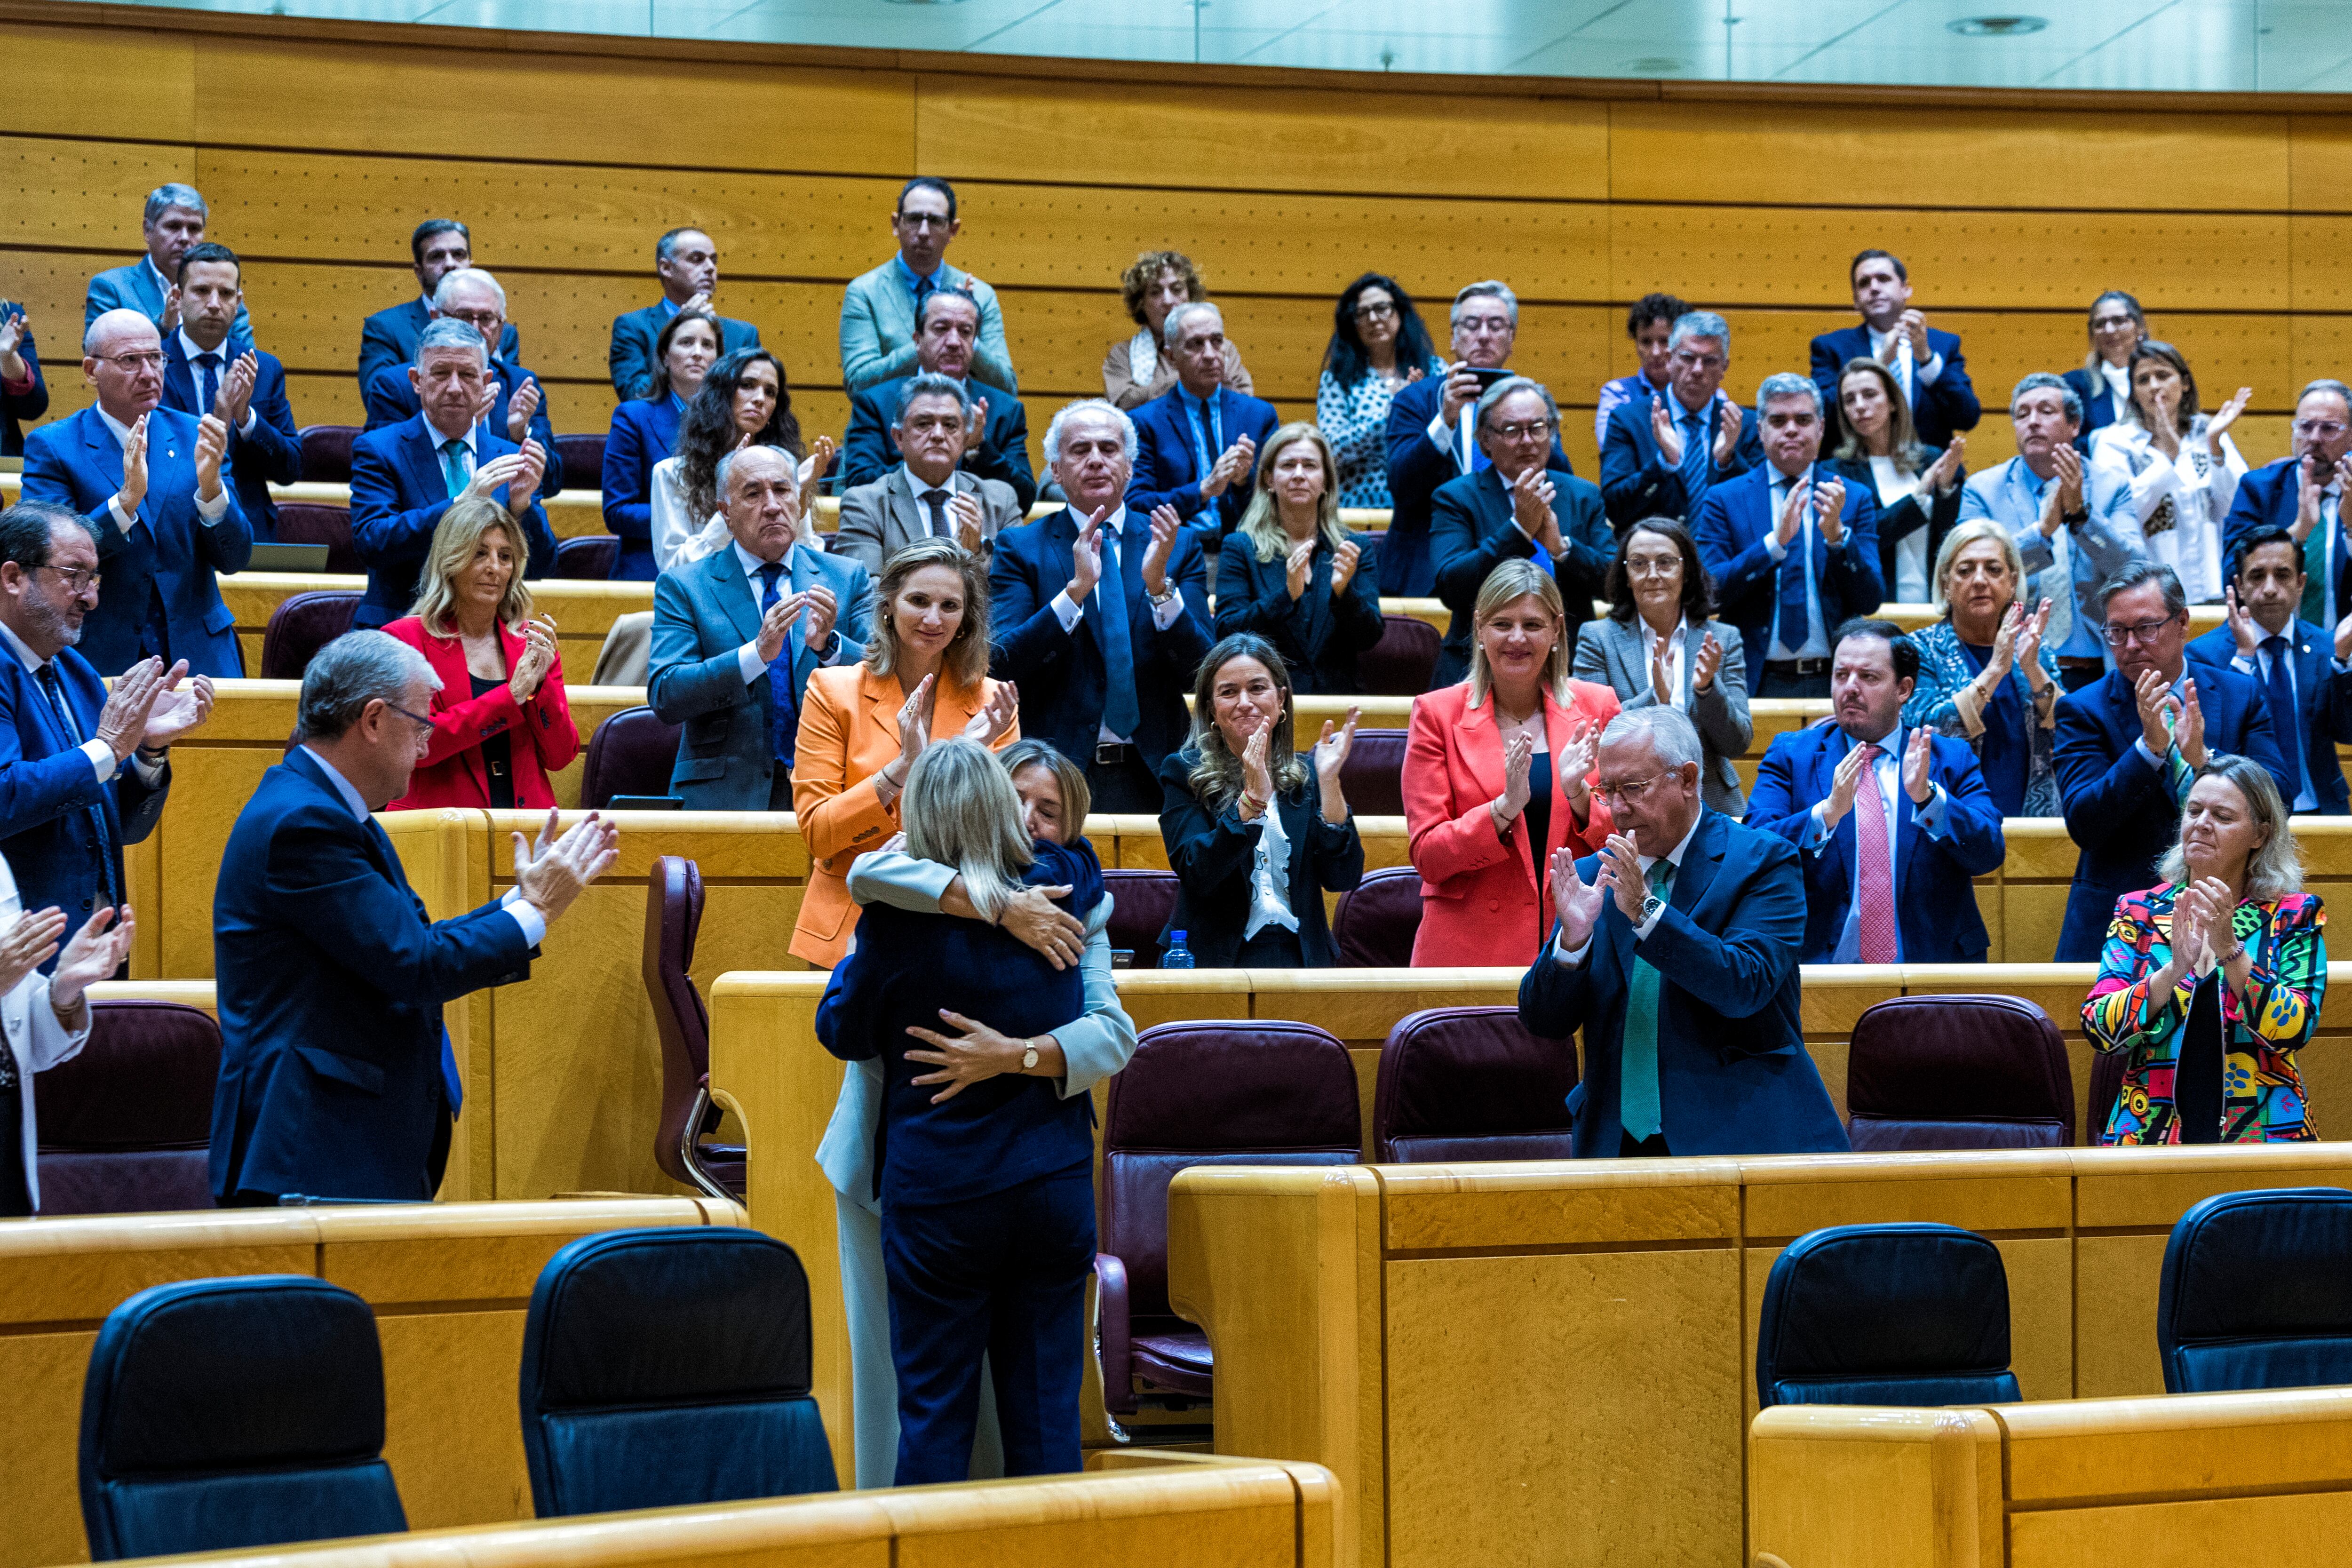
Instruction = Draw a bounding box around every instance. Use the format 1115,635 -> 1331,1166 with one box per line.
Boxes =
1162,931 -> 1196,970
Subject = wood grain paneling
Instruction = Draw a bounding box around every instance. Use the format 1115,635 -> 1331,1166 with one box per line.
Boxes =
0,23 -> 196,143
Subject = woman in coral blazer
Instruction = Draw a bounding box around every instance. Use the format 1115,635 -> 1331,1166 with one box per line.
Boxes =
789,540 -> 1020,966
1405,558 -> 1619,967
383,498 -> 579,812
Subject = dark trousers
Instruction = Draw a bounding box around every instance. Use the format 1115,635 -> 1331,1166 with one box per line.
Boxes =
882,1167 -> 1096,1486
1755,665 -> 1829,700
2058,661 -> 2107,694
1086,748 -> 1161,814
1620,1131 -> 1672,1158
0,1081 -> 27,1217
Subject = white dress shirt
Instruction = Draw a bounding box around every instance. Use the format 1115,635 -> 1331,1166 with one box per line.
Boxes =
902,465 -> 961,541
2231,633 -> 2324,811
297,745 -> 546,947
93,403 -> 230,536
1045,507 -> 1189,745
728,540 -> 847,686
0,621 -> 162,788
1865,323 -> 1946,406
175,328 -> 258,437
1867,454 -> 1931,603
1242,801 -> 1301,940
1642,618 -> 1689,713
2099,361 -> 2132,426
1552,808 -> 1707,964
1763,467 -> 1832,661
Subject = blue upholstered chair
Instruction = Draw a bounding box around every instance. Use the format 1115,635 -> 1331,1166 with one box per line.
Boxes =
79,1276 -> 406,1561
2158,1186 -> 2352,1394
517,1227 -> 836,1515
1755,1223 -> 2022,1409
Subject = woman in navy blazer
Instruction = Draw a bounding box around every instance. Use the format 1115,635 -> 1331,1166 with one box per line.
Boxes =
1214,423 -> 1384,694
2062,289 -> 2148,445
1157,634 -> 1365,966
601,309 -> 718,580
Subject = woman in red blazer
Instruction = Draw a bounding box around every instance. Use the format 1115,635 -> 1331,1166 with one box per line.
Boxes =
381,497 -> 580,811
1405,557 -> 1620,966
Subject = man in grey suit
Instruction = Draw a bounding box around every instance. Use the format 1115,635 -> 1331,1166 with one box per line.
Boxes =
834,373 -> 1022,575
839,177 -> 1016,398
84,185 -> 251,354
648,445 -> 872,810
607,227 -> 761,400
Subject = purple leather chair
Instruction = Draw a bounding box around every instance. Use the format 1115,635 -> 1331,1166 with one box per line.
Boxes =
644,856 -> 742,1200
1339,727 -> 1406,817
1371,1006 -> 1576,1162
2087,1051 -> 2125,1146
297,424 -> 358,486
555,536 -> 620,580
1096,1020 -> 1360,1420
1332,864 -> 1421,967
259,591 -> 361,680
34,1000 -> 222,1214
1845,995 -> 2076,1151
273,503 -> 365,576
1101,868 -> 1180,969
582,707 -> 683,808
1358,614 -> 1440,696
555,433 -> 606,489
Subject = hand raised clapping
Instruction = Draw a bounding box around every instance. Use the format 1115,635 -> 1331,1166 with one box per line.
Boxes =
512,809 -> 620,924
507,614 -> 561,702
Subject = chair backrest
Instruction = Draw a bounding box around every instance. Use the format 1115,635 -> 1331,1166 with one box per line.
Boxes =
271,504 -> 365,576
1358,614 -> 1441,696
1372,1006 -> 1576,1162
644,857 -> 709,1191
1339,726 -> 1407,816
554,535 -> 619,580
1102,868 -> 1181,968
518,1227 -> 835,1516
1332,864 -> 1422,967
1101,1021 -> 1360,1319
1755,1223 -> 2021,1409
35,1001 -> 222,1215
79,1275 -> 406,1561
2087,1049 -> 2127,1143
1844,995 -> 2075,1151
258,591 -> 361,682
2158,1186 -> 2352,1394
582,707 -> 683,809
554,432 -> 606,487
297,425 -> 358,486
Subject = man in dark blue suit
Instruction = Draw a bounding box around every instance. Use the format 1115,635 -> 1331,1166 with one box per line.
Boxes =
1744,621 -> 2006,963
0,503 -> 215,938
210,631 -> 619,1204
2221,379 -> 2352,629
2054,561 -> 2293,962
361,268 -> 562,497
608,227 -> 761,401
1692,374 -> 1881,699
21,310 -> 253,679
1518,705 -> 1848,1158
992,399 -> 1213,813
837,291 -> 1035,509
357,220 -> 521,391
349,319 -> 556,630
2186,526 -> 2352,815
1808,249 -> 1981,451
1599,310 -> 1763,530
0,302 -> 46,459
83,184 -> 252,356
157,244 -> 300,542
1125,303 -> 1279,545
1382,279 -> 1570,597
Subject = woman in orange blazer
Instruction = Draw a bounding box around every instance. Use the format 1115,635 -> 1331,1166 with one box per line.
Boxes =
383,496 -> 579,812
790,539 -> 1021,966
1404,557 -> 1620,966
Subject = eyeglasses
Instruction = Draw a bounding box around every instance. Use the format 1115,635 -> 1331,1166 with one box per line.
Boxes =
896,213 -> 952,230
1455,315 -> 1513,335
2296,420 -> 2350,439
37,565 -> 99,595
2090,315 -> 2139,332
97,352 -> 164,374
1596,773 -> 1665,807
2102,617 -> 2179,648
1623,557 -> 1681,578
442,310 -> 503,332
382,700 -> 437,734
1353,300 -> 1397,321
1487,418 -> 1555,440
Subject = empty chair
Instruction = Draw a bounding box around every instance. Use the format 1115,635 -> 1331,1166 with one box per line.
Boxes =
644,856 -> 740,1200
1372,1006 -> 1575,1162
259,591 -> 361,680
79,1276 -> 405,1561
1358,613 -> 1440,696
1331,863 -> 1421,966
297,424 -> 358,486
1755,1223 -> 2020,1409
1339,726 -> 1406,816
272,503 -> 364,575
1844,995 -> 2075,1151
518,1227 -> 835,1516
554,535 -> 619,579
1097,1021 -> 1360,1418
1102,868 -> 1180,969
2157,1186 -> 2352,1394
582,707 -> 683,808
35,1000 -> 222,1215
553,432 -> 606,488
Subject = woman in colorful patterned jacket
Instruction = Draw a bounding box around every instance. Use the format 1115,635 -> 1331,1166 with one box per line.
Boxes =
2084,753 -> 2325,1145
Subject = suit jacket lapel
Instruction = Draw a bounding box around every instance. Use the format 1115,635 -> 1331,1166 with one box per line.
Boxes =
161,338 -> 197,416
1821,728 -> 1857,883
707,545 -> 764,649
399,416 -> 450,504
886,468 -> 925,552
1456,692 -> 1505,804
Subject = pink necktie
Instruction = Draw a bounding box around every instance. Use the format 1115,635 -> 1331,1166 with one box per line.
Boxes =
1853,742 -> 1898,964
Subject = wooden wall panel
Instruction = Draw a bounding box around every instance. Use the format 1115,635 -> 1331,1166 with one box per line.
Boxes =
0,23 -> 196,143
0,134 -> 188,250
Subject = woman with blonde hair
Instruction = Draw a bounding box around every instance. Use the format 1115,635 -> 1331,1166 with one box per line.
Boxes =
1900,517 -> 2060,816
382,495 -> 578,811
1102,250 -> 1252,409
1213,422 -> 1383,694
789,538 -> 1019,965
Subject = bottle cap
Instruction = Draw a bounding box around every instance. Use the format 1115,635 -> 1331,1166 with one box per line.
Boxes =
1172,930 -> 1187,941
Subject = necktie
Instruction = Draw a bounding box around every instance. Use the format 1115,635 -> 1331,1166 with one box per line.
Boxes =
196,351 -> 220,417
1852,742 -> 1898,963
912,271 -> 935,331
1775,480 -> 1811,652
439,437 -> 470,500
2266,636 -> 2304,804
922,489 -> 950,540
1618,859 -> 1675,1144
1095,525 -> 1142,740
1679,406 -> 1711,516
757,562 -> 799,766
1464,407 -> 1490,474
2300,498 -> 2336,625
1186,392 -> 1219,482
39,664 -> 118,913
2175,968 -> 2225,1145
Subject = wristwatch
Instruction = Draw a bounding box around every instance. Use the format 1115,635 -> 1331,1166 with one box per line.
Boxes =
1638,893 -> 1668,929
1021,1039 -> 1041,1071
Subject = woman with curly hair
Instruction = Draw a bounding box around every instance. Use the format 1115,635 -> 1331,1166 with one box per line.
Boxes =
1102,250 -> 1253,410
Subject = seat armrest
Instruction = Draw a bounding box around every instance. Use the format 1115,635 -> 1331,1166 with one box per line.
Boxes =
1094,1252 -> 1136,1417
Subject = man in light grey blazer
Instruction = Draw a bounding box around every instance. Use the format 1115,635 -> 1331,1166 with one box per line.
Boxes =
647,445 -> 871,810
834,373 -> 1023,575
839,177 -> 1017,398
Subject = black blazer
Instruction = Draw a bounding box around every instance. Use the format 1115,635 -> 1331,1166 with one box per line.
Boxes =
1430,464 -> 1611,687
1155,748 -> 1364,967
1824,452 -> 1963,605
1214,530 -> 1385,695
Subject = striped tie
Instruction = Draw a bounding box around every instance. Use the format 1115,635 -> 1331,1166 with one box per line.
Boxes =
1678,406 -> 1711,517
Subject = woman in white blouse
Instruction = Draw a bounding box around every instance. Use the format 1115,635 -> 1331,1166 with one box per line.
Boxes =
1828,358 -> 1966,605
0,852 -> 138,1216
2090,340 -> 2251,605
648,347 -> 835,572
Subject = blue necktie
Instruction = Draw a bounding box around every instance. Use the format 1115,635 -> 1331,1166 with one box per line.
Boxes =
1464,409 -> 1490,474
2266,635 -> 2304,804
1619,860 -> 1675,1144
196,352 -> 220,417
1095,526 -> 1142,740
1186,390 -> 1221,483
758,562 -> 800,766
1776,478 -> 1812,652
439,438 -> 469,500
1678,405 -> 1711,516
911,271 -> 935,330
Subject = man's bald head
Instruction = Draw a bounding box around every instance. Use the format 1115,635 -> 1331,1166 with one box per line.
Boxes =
83,308 -> 159,360
82,309 -> 165,421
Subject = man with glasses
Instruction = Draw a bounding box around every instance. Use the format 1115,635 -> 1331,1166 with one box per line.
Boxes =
1600,310 -> 1764,531
608,226 -> 762,401
360,268 -> 563,496
21,310 -> 252,679
2051,561 -> 2291,962
358,220 -> 521,392
840,177 -> 1017,399
1127,302 -> 1279,544
1518,704 -> 1848,1158
2223,380 -> 2352,629
1428,376 -> 1609,686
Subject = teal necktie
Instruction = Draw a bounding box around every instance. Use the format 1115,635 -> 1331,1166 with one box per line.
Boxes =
1618,859 -> 1676,1144
439,437 -> 469,499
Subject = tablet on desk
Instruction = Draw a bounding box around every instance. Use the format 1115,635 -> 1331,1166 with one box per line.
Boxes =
603,795 -> 683,811
245,543 -> 332,572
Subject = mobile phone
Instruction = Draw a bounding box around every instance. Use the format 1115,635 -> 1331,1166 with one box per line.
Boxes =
1459,365 -> 1514,393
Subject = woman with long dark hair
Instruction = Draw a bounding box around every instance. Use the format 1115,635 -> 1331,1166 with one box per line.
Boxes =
2088,339 -> 2250,605
649,346 -> 834,571
602,306 -> 719,580
1316,272 -> 1443,509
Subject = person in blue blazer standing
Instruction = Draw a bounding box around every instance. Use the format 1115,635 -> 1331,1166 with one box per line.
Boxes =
21,310 -> 252,679
1808,249 -> 1981,451
1743,621 -> 2006,963
156,244 -> 300,542
1125,303 -> 1279,544
2221,379 -> 2352,629
349,319 -> 556,630
607,227 -> 761,400
1518,705 -> 1849,1158
1692,374 -> 1882,699
2052,561 -> 2293,962
83,184 -> 251,355
210,631 -> 620,1205
0,302 -> 46,459
361,268 -> 563,498
2185,525 -> 2352,815
1599,310 -> 1763,531
602,308 -> 715,581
